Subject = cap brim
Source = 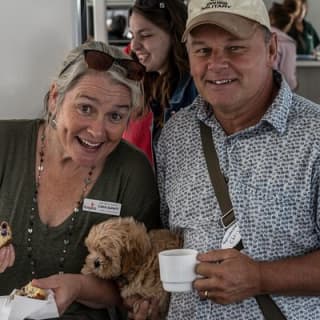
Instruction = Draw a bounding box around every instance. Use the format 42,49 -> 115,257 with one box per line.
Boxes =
182,12 -> 258,42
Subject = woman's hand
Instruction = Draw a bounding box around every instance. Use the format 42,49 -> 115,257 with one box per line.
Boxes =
33,273 -> 121,315
125,296 -> 160,320
0,244 -> 15,273
32,274 -> 81,315
194,249 -> 261,304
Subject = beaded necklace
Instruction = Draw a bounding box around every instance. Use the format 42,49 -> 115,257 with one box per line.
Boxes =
27,126 -> 95,276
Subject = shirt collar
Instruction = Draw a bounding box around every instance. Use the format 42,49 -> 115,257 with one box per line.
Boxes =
196,72 -> 293,135
260,73 -> 293,134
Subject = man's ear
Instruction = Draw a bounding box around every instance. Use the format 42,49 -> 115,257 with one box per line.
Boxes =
267,32 -> 278,67
48,83 -> 58,114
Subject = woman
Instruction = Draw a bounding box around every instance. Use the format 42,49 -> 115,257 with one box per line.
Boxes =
283,0 -> 320,55
0,41 -> 161,319
123,0 -> 198,164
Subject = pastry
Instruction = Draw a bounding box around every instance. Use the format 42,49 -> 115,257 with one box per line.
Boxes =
16,282 -> 47,300
0,221 -> 12,249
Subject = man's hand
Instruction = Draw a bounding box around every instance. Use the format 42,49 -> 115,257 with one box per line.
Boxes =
194,249 -> 261,304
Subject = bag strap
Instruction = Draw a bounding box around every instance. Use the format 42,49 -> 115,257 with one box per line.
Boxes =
200,121 -> 286,320
199,122 -> 235,229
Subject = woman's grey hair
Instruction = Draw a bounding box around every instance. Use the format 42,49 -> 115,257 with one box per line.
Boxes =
43,41 -> 144,120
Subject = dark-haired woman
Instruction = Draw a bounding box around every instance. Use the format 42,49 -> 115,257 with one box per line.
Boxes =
123,0 -> 197,165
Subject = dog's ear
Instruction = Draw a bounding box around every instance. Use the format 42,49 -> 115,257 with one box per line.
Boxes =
121,222 -> 152,275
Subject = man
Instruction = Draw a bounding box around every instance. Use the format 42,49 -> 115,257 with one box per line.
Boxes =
150,0 -> 320,319
128,0 -> 320,319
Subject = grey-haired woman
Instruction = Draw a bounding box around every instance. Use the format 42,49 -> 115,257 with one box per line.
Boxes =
0,41 -> 160,319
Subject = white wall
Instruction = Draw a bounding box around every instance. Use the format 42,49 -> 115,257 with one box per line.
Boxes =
0,0 -> 81,119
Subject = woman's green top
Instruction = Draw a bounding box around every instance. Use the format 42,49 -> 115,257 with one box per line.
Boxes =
289,19 -> 320,55
0,119 -> 161,319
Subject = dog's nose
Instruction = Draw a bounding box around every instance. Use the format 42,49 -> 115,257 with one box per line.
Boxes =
94,259 -> 101,268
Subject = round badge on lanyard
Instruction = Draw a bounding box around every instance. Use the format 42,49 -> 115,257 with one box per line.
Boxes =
221,222 -> 241,249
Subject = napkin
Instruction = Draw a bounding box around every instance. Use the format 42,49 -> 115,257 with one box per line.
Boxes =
0,289 -> 59,320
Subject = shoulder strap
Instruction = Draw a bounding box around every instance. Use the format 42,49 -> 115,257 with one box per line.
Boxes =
200,121 -> 235,229
200,121 -> 286,320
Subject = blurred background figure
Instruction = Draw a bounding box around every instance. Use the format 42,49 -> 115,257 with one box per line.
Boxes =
269,2 -> 297,90
283,0 -> 319,55
108,14 -> 127,41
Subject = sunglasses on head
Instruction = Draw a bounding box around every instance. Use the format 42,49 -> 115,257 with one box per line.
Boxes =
59,49 -> 145,81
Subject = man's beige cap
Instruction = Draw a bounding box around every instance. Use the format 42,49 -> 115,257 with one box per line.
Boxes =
182,0 -> 271,42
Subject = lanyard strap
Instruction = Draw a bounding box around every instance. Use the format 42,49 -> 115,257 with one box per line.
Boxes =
200,121 -> 286,320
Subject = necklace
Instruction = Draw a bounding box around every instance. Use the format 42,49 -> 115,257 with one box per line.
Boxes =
26,126 -> 95,276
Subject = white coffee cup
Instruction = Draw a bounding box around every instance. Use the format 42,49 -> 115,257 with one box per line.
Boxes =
158,248 -> 198,292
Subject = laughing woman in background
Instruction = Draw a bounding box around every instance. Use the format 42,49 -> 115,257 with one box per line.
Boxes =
123,0 -> 198,165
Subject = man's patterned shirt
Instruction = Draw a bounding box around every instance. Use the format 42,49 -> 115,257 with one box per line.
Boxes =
156,79 -> 320,319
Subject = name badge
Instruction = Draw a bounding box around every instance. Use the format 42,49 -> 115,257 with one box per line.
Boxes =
83,198 -> 122,216
221,222 -> 241,249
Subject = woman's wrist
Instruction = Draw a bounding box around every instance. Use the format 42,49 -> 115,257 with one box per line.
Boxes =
76,274 -> 122,307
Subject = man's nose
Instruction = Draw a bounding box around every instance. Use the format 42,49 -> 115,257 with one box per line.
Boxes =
207,51 -> 229,70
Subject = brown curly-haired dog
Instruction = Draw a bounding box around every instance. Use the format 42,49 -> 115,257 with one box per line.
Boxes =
81,217 -> 182,318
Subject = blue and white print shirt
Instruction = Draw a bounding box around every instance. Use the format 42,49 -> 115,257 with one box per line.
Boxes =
156,78 -> 320,319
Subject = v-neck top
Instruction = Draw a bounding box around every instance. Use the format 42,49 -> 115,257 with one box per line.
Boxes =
0,119 -> 161,319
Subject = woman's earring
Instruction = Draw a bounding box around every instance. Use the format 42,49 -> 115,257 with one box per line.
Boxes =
50,114 -> 57,129
47,112 -> 52,124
